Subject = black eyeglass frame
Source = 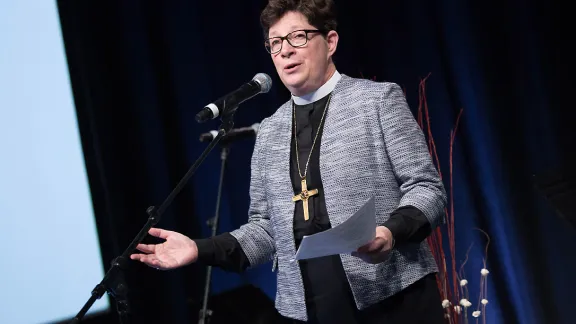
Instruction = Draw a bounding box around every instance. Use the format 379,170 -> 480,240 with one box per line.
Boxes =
264,29 -> 327,54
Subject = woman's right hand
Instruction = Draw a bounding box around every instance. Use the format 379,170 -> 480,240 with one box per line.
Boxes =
130,228 -> 198,270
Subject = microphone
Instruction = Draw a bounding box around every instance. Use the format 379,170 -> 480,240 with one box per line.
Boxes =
196,73 -> 272,123
199,123 -> 260,143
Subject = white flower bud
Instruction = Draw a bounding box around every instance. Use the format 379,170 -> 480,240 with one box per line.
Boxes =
472,311 -> 481,317
460,279 -> 468,286
460,299 -> 472,307
481,299 -> 489,305
481,268 -> 490,276
442,299 -> 450,308
454,305 -> 462,314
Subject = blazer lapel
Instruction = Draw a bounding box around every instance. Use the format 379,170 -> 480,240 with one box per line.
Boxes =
267,102 -> 298,256
319,77 -> 349,227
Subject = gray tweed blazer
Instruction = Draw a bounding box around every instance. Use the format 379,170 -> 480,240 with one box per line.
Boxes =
230,74 -> 446,321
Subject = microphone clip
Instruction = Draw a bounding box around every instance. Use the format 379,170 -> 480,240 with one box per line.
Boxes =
219,105 -> 237,135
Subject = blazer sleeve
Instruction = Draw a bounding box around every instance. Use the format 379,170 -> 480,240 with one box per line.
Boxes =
377,83 -> 447,228
229,119 -> 276,268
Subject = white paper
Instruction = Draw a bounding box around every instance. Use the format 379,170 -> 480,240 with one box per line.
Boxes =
293,196 -> 376,261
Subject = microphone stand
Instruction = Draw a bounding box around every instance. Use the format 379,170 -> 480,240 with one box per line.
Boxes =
198,142 -> 229,324
70,107 -> 238,324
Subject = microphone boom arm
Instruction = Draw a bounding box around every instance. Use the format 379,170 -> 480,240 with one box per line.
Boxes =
70,107 -> 237,323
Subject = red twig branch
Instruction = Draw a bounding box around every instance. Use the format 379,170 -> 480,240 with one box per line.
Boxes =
415,73 -> 465,323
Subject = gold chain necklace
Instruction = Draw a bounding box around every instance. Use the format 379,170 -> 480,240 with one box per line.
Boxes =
291,94 -> 331,221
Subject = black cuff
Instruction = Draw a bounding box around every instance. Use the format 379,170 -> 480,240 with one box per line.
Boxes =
194,238 -> 216,262
382,215 -> 405,242
382,205 -> 432,245
193,233 -> 251,273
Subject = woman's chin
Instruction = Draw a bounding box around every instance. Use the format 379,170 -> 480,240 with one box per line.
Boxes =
284,79 -> 311,96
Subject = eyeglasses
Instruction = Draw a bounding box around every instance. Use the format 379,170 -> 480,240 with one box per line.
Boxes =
264,29 -> 325,54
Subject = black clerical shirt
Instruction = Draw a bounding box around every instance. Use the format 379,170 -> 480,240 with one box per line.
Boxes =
194,93 -> 433,322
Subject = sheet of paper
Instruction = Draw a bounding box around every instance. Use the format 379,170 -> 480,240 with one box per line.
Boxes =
293,196 -> 376,261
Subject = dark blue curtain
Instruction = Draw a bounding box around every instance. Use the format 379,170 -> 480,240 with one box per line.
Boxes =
58,0 -> 575,323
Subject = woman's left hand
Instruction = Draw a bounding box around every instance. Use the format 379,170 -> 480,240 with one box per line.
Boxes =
352,226 -> 394,264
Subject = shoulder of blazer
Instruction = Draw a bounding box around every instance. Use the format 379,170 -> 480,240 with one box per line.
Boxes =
258,100 -> 292,134
333,75 -> 405,121
338,75 -> 404,100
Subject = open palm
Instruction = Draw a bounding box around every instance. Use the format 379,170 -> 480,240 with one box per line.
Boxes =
130,227 -> 198,270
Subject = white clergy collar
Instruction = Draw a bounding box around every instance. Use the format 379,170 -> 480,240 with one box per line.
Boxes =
292,70 -> 341,105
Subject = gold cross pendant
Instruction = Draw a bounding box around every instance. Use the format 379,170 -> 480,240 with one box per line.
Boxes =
292,177 -> 319,221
